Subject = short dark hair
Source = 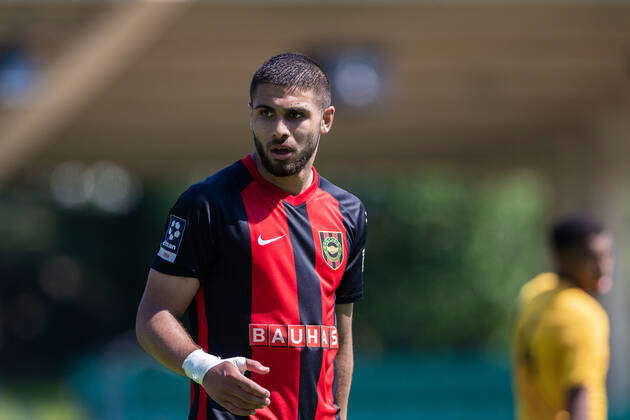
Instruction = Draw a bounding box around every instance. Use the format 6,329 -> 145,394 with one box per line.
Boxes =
250,53 -> 331,109
550,214 -> 605,256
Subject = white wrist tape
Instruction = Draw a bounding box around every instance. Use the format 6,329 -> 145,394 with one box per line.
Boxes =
182,349 -> 222,384
182,350 -> 248,385
224,356 -> 247,373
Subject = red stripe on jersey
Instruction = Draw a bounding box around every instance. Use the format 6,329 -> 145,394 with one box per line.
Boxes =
242,181 -> 301,420
306,191 -> 348,419
194,287 -> 208,420
190,381 -> 195,409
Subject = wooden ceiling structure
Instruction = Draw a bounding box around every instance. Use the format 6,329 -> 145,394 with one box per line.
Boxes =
2,2 -> 630,176
1,1 -> 630,404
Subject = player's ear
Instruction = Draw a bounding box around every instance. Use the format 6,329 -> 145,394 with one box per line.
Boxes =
321,105 -> 335,134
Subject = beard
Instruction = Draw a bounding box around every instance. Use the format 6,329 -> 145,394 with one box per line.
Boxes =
253,132 -> 320,177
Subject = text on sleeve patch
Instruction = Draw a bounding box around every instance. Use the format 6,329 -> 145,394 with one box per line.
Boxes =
157,215 -> 187,263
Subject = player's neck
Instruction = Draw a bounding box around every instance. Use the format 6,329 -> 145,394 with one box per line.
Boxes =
254,154 -> 314,196
556,270 -> 585,291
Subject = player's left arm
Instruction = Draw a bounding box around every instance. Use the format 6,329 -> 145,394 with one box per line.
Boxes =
559,305 -> 609,420
335,303 -> 354,420
567,386 -> 589,420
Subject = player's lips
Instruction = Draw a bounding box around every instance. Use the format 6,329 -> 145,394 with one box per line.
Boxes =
269,146 -> 294,160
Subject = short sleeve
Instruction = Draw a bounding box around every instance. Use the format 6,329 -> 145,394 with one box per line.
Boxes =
558,309 -> 609,388
336,203 -> 367,304
151,189 -> 211,278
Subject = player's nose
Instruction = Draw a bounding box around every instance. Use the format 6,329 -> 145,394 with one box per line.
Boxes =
271,117 -> 291,140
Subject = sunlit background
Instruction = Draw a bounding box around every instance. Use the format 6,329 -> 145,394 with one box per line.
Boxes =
1,1 -> 630,419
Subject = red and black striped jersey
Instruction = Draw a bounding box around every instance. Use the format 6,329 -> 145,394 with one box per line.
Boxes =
151,155 -> 367,420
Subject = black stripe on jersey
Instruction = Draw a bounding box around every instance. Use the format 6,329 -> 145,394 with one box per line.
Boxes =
207,407 -> 248,420
204,161 -> 255,417
188,299 -> 199,346
204,161 -> 254,358
284,202 -> 323,420
181,161 -> 254,420
317,177 -> 359,249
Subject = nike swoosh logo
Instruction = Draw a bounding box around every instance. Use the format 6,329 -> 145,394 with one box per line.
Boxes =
258,234 -> 286,246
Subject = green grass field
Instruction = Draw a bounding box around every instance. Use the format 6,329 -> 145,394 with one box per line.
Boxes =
0,382 -> 86,420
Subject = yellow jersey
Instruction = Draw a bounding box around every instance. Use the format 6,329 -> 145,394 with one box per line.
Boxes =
513,272 -> 609,420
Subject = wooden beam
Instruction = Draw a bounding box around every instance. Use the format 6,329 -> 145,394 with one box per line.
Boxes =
0,0 -> 188,182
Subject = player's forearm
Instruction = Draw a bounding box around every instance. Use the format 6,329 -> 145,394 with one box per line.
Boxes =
135,308 -> 199,377
334,334 -> 354,420
567,386 -> 589,420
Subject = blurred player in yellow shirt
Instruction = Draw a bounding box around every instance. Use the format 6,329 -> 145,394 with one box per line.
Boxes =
513,215 -> 613,420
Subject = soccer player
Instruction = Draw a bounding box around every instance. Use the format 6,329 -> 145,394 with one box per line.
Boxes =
135,53 -> 367,420
513,215 -> 612,420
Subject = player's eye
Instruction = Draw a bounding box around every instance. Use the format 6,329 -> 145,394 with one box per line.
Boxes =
258,109 -> 274,118
288,110 -> 304,120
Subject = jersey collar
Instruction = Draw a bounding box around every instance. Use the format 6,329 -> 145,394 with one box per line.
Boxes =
242,154 -> 319,206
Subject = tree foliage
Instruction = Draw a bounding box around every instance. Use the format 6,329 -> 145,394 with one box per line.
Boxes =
342,170 -> 547,354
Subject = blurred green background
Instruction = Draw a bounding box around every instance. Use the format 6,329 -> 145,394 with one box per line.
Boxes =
2,168 -> 627,419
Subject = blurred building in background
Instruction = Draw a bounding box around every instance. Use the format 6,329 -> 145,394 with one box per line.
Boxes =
1,1 -> 630,419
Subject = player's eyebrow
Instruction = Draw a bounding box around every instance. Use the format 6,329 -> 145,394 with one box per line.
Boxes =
286,106 -> 310,115
254,104 -> 311,115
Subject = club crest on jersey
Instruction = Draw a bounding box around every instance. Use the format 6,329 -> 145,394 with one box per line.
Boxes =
319,231 -> 344,270
158,215 -> 187,263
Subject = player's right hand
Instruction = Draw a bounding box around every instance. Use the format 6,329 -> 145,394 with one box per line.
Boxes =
202,358 -> 271,416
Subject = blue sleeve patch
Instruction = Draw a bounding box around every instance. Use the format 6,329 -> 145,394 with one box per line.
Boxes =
157,215 -> 187,263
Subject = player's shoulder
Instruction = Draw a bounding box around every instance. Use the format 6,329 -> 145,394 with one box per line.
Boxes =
543,287 -> 610,350
318,175 -> 365,212
518,272 -> 559,309
554,286 -> 608,325
177,160 -> 252,207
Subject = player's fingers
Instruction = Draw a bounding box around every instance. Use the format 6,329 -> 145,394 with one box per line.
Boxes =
227,393 -> 267,411
244,358 -> 270,375
221,399 -> 255,417
234,375 -> 271,399
227,384 -> 270,408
